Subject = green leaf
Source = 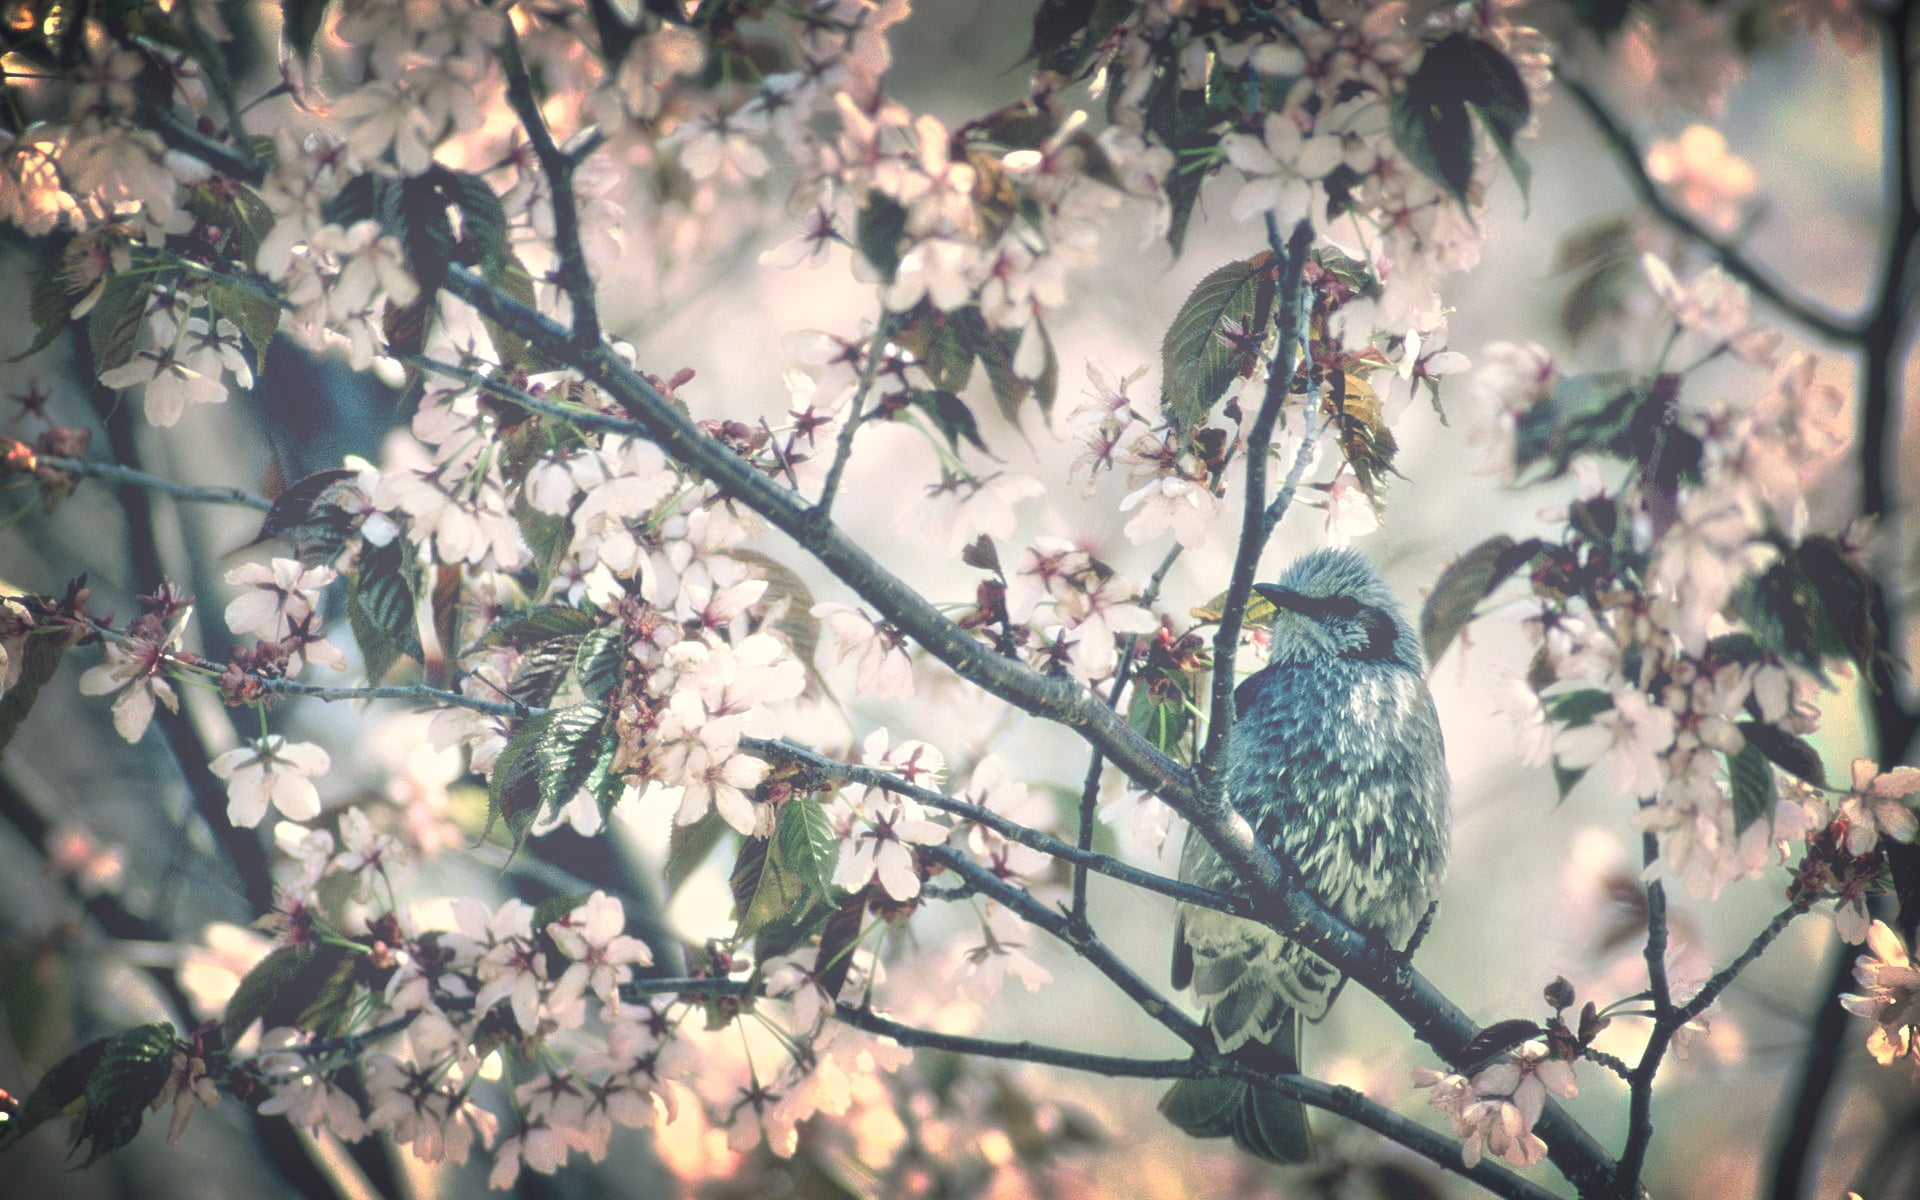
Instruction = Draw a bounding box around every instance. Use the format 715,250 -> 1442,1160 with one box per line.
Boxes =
1553,760 -> 1587,803
1160,254 -> 1275,434
1394,34 -> 1532,209
87,273 -> 149,374
950,307 -> 1037,430
510,631 -> 586,708
0,631 -> 66,760
441,170 -> 510,277
207,282 -> 280,367
1512,371 -> 1639,479
856,194 -> 908,283
537,702 -> 610,823
1421,536 -> 1544,666
242,468 -> 357,550
732,825 -> 815,941
0,1032 -> 104,1151
1727,742 -> 1776,835
572,626 -> 624,701
220,944 -> 315,1047
903,389 -> 989,455
12,268 -> 77,362
280,0 -> 330,57
1547,688 -> 1613,728
348,536 -> 419,685
75,1023 -> 176,1165
777,798 -> 839,899
480,605 -> 597,649
1128,673 -> 1192,758
488,712 -> 553,851
1737,720 -> 1827,789
1136,43 -> 1232,257
1391,86 -> 1474,211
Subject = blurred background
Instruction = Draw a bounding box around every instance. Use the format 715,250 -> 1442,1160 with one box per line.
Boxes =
0,2 -> 1910,1198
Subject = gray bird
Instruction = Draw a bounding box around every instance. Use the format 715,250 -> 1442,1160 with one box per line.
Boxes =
1160,547 -> 1450,1164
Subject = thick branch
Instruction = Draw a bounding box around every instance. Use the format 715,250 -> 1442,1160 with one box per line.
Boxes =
439,262 -> 1622,1193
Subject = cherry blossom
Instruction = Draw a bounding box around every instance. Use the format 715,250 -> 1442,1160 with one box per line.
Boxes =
547,891 -> 654,1012
209,736 -> 331,827
1840,920 -> 1920,1068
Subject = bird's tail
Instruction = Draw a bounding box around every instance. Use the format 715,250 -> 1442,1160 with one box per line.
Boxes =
1158,1012 -> 1313,1164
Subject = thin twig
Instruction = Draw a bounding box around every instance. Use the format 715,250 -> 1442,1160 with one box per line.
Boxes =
1559,76 -> 1857,342
1676,903 -> 1806,1024
436,261 -> 1625,1195
498,24 -> 601,347
740,734 -> 1248,918
40,455 -> 273,511
1072,543 -> 1185,921
1197,217 -> 1311,788
613,975 -> 1560,1200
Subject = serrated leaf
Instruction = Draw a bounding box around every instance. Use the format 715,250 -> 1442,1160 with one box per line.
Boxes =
532,891 -> 595,935
777,798 -> 840,899
1160,254 -> 1275,434
1421,536 -> 1543,665
510,632 -> 586,707
896,303 -> 976,393
12,268 -> 76,362
1128,673 -> 1192,758
86,273 -> 149,374
441,170 -> 510,277
572,626 -> 624,700
537,702 -> 609,822
951,307 -> 1036,431
856,194 -> 908,283
1727,742 -> 1776,835
292,955 -> 359,1038
0,631 -> 65,760
481,605 -> 598,649
0,1033 -> 105,1151
348,536 -> 419,684
488,712 -> 553,851
220,944 -> 314,1046
1323,369 -> 1398,499
1395,34 -> 1531,209
1737,720 -> 1826,788
1459,1019 -> 1543,1073
75,1022 -> 176,1165
243,468 -> 357,549
732,827 -> 814,941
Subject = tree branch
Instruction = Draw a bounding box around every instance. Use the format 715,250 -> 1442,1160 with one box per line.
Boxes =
616,976 -> 1561,1200
1197,217 -> 1312,787
437,260 -> 1623,1194
38,455 -> 273,511
497,23 -> 602,348
1558,76 -> 1859,343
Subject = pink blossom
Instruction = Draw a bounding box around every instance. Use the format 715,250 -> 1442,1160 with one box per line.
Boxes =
547,891 -> 654,1012
209,736 -> 331,827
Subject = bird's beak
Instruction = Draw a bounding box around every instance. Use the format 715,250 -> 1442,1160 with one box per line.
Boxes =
1252,584 -> 1306,613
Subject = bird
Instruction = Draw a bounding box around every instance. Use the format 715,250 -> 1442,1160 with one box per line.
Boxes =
1160,547 -> 1450,1164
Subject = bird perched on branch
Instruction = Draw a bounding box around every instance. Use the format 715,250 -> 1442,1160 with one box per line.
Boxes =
1161,547 -> 1450,1164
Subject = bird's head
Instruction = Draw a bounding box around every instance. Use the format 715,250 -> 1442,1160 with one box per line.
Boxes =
1254,548 -> 1423,672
